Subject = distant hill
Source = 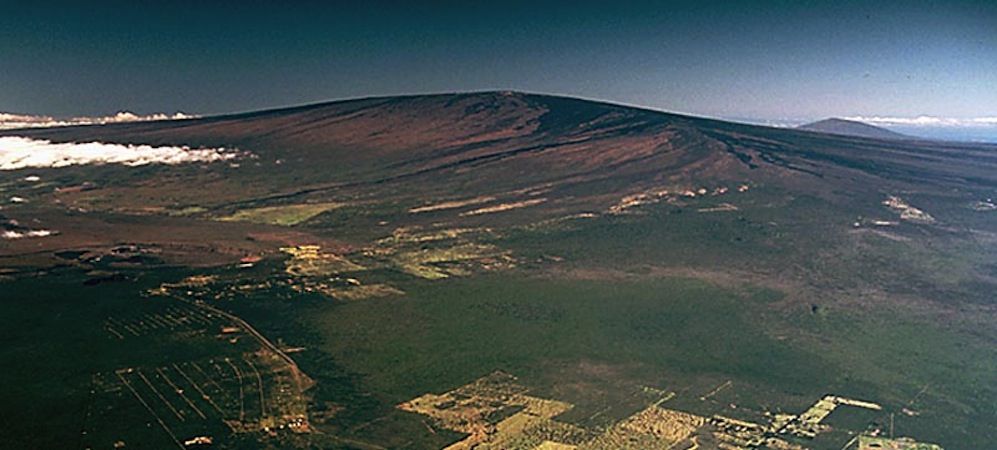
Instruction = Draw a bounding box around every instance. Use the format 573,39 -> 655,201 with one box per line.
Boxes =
798,118 -> 910,140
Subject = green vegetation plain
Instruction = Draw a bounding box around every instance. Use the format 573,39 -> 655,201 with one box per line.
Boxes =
2,93 -> 995,449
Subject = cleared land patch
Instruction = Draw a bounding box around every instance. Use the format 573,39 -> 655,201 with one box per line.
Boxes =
218,202 -> 343,226
857,435 -> 943,450
399,373 -> 907,449
461,198 -> 547,216
371,227 -> 517,279
883,196 -> 935,224
409,195 -> 496,213
282,245 -> 365,276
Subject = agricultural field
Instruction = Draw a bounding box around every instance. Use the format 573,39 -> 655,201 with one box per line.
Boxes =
218,202 -> 344,226
0,269 -> 312,448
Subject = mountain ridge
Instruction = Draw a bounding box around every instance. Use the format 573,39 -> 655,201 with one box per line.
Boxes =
797,117 -> 911,140
3,93 -> 995,217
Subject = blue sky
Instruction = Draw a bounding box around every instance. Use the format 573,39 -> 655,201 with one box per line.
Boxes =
1,0 -> 994,136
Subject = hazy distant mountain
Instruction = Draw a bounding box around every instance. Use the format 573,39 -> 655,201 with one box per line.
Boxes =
798,117 -> 910,140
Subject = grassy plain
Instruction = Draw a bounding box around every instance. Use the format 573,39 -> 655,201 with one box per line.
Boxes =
218,202 -> 344,226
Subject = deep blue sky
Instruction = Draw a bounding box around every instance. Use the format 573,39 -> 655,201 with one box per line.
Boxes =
1,0 -> 995,122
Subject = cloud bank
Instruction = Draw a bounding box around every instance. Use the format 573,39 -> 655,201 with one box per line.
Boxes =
844,116 -> 997,127
0,136 -> 241,170
0,111 -> 197,130
2,229 -> 54,240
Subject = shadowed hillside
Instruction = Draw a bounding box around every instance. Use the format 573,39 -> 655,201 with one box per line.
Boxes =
798,118 -> 911,140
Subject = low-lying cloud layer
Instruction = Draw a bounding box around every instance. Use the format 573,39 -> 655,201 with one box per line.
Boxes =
844,116 -> 997,127
0,111 -> 196,130
2,229 -> 54,240
0,136 -> 241,170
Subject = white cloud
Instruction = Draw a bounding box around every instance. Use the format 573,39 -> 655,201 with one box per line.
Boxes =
0,111 -> 197,130
0,136 -> 242,170
2,229 -> 54,240
844,116 -> 997,127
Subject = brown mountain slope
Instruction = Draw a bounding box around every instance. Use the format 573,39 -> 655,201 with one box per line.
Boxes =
5,92 -> 995,210
2,91 -> 996,256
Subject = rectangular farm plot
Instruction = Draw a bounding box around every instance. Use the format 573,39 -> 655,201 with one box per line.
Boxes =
217,202 -> 344,226
83,352 -> 311,449
82,288 -> 313,448
104,302 -> 223,340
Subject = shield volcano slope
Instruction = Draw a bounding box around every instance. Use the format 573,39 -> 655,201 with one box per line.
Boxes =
3,91 -> 996,233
